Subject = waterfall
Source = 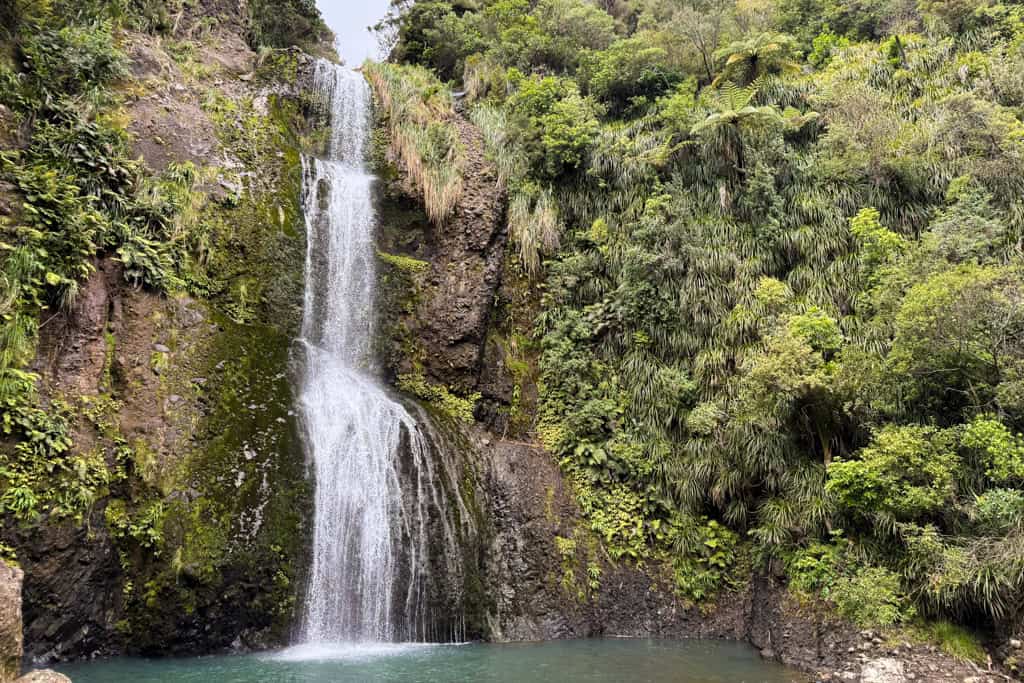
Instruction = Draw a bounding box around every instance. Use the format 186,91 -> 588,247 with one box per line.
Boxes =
295,61 -> 467,645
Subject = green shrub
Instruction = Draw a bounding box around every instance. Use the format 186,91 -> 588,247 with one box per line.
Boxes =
389,1 -> 483,81
579,35 -> 685,116
21,22 -> 127,97
832,566 -> 913,628
827,425 -> 961,524
962,415 -> 1024,486
788,540 -> 844,597
506,74 -> 599,180
808,28 -> 852,67
671,518 -> 742,603
248,0 -> 330,50
106,498 -> 165,552
971,488 -> 1024,534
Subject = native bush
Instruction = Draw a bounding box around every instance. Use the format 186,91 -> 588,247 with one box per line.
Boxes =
365,0 -> 1024,635
20,21 -> 127,98
248,0 -> 330,51
832,566 -> 913,627
505,74 -> 600,180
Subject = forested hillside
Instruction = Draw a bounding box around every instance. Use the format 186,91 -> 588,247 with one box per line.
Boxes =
377,0 -> 1024,654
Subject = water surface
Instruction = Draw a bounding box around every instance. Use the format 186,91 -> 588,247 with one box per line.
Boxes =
57,639 -> 803,682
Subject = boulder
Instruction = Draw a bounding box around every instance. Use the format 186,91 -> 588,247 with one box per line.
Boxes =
861,658 -> 906,683
15,673 -> 72,683
0,562 -> 23,682
0,104 -> 17,149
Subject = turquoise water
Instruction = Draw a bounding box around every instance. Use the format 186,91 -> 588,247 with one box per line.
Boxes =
55,639 -> 803,682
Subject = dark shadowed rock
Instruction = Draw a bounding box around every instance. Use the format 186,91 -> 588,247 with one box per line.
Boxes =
378,115 -> 508,396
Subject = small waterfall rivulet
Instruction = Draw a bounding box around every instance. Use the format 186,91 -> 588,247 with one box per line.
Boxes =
295,60 -> 470,645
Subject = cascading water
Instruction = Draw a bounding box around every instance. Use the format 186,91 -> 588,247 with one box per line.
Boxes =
295,60 -> 468,645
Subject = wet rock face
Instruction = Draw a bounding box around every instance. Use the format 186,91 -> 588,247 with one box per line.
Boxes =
33,259 -> 121,400
11,517 -> 121,662
0,562 -> 23,682
378,116 -> 508,396
412,120 -> 507,395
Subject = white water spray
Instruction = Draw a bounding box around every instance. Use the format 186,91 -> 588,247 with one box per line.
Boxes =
295,61 -> 463,645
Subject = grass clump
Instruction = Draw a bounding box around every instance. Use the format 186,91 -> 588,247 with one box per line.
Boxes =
364,62 -> 465,226
910,620 -> 988,663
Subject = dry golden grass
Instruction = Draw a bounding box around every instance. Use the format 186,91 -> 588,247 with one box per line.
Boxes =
364,62 -> 464,225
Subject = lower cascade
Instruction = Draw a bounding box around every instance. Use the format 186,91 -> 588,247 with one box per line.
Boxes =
295,60 -> 469,645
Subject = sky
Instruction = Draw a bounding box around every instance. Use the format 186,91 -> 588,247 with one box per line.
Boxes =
317,0 -> 394,65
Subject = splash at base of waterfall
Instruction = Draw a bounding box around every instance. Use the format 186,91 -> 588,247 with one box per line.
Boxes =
272,641 -> 442,663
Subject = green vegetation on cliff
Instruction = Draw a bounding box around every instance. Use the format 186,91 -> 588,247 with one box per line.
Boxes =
0,0 -> 329,654
386,0 -> 1024,641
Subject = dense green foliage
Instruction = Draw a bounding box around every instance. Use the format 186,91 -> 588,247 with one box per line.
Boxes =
388,0 -> 1024,635
249,0 -> 332,52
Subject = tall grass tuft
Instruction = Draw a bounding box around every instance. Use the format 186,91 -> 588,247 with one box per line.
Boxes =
508,188 -> 560,278
364,62 -> 464,226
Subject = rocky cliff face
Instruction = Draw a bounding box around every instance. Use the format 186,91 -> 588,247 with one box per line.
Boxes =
1,4 -> 324,662
375,107 -> 508,400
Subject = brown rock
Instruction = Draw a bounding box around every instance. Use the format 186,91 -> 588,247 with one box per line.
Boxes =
0,562 -> 23,683
379,111 -> 508,398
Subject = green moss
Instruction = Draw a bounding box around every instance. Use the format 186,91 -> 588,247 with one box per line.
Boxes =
374,184 -> 435,378
194,93 -> 308,335
255,50 -> 301,86
398,373 -> 479,424
115,314 -> 311,650
102,329 -> 116,391
101,66 -> 319,650
377,250 -> 430,275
